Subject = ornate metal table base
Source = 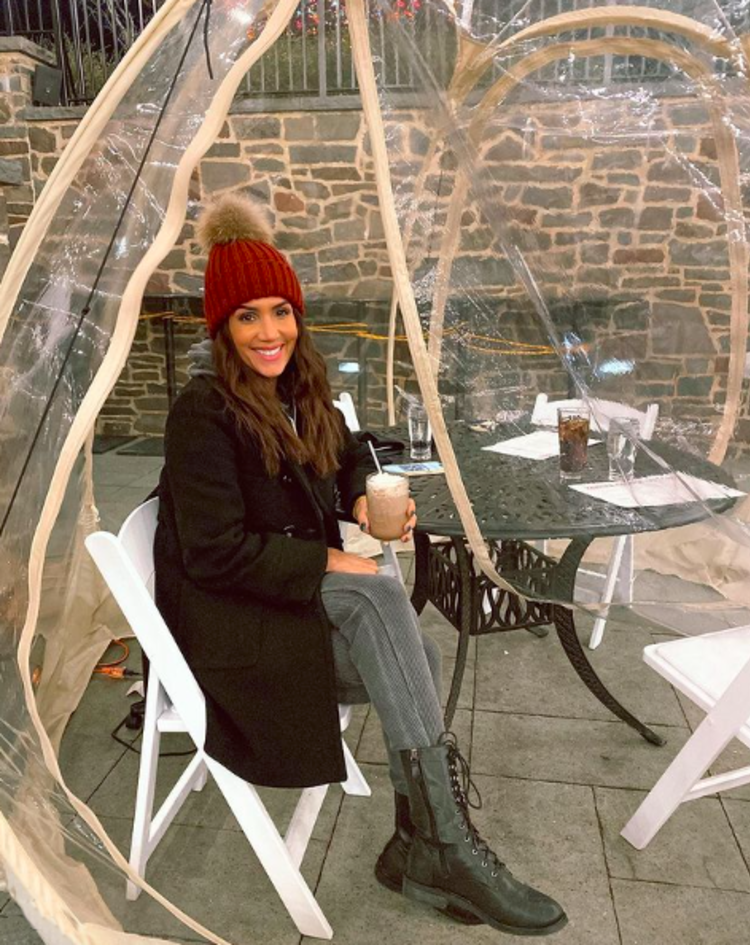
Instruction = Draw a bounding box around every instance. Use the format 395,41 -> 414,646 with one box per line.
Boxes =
411,530 -> 665,745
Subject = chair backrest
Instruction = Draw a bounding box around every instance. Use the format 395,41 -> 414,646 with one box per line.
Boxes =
333,391 -> 360,432
85,498 -> 207,745
531,393 -> 659,439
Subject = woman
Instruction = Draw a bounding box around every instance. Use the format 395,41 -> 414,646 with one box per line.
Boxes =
154,194 -> 566,936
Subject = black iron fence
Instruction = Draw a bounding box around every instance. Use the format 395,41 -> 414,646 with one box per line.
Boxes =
1,0 -> 747,107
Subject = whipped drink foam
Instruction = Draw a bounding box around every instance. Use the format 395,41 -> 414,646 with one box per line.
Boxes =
366,472 -> 409,541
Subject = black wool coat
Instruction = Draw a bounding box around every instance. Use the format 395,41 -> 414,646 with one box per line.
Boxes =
154,376 -> 374,788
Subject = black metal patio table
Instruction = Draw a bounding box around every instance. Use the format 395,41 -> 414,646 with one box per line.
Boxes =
405,424 -> 738,744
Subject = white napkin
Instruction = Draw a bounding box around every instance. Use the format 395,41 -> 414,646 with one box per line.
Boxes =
483,429 -> 600,461
569,472 -> 745,509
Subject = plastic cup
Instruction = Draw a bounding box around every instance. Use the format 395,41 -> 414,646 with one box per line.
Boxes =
366,472 -> 410,541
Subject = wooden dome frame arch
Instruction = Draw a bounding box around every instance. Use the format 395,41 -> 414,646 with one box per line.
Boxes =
0,5 -> 748,944
385,6 -> 749,466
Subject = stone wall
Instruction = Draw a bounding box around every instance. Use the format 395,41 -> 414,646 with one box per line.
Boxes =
0,39 -> 747,452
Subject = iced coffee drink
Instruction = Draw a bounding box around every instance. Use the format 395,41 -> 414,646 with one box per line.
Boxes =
557,406 -> 590,480
366,472 -> 410,541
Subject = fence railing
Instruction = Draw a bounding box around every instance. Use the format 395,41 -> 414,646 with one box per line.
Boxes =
0,0 -> 747,108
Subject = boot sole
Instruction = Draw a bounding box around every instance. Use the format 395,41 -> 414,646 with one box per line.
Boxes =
374,863 -> 483,926
403,877 -> 568,937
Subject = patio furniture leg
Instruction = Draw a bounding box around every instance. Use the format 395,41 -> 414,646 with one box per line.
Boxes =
410,530 -> 431,615
443,537 -> 474,730
552,537 -> 664,746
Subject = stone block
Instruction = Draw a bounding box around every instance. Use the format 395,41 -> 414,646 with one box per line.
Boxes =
540,134 -> 596,149
499,165 -> 581,183
452,255 -> 515,286
638,206 -> 673,230
540,211 -> 592,228
606,173 -> 640,186
699,292 -> 731,311
521,186 -> 572,209
677,375 -> 713,397
651,302 -> 713,354
579,183 -> 620,207
252,158 -> 286,173
644,185 -> 691,203
320,262 -> 359,282
289,145 -> 357,166
28,125 -> 56,152
274,190 -> 304,213
0,157 -> 24,185
612,247 -> 664,265
231,115 -> 281,139
669,239 -> 727,268
200,160 -> 250,192
592,150 -> 642,170
485,135 -> 524,162
315,112 -> 361,141
283,115 -> 314,140
599,207 -> 634,228
333,219 -> 366,241
0,139 -> 26,156
319,244 -> 358,264
316,166 -> 362,181
670,103 -> 710,126
295,180 -> 330,199
204,141 -> 240,159
322,198 -> 353,223
244,142 -> 284,156
578,266 -> 619,287
612,301 -> 649,330
696,192 -> 723,221
675,221 -> 715,240
276,227 -> 332,251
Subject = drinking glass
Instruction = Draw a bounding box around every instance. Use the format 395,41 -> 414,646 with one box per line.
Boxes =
557,406 -> 590,480
408,403 -> 432,461
607,417 -> 640,481
366,472 -> 410,541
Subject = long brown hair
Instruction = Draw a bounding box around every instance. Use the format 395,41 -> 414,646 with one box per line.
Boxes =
212,312 -> 344,478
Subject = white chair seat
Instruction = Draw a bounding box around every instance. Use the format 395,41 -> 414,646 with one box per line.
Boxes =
643,627 -> 750,749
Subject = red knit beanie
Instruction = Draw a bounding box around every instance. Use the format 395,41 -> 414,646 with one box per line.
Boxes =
197,194 -> 305,337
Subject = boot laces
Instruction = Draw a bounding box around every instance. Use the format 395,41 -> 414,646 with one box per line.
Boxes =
440,732 -> 506,876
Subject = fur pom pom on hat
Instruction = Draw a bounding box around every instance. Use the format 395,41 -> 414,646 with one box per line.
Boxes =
198,194 -> 304,337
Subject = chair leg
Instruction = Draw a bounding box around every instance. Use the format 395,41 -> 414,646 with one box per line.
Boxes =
380,541 -> 403,584
621,686 -> 750,849
588,534 -> 629,650
127,679 -> 168,901
207,758 -> 333,940
340,739 -> 371,797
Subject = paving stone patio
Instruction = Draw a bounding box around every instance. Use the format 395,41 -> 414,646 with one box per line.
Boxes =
3,445 -> 750,945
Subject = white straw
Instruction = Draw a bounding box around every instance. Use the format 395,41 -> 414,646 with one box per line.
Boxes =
368,441 -> 383,474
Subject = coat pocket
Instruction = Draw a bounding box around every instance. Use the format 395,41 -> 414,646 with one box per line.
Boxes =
177,582 -> 268,669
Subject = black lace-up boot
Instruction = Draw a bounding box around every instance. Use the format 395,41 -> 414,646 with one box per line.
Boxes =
375,792 -> 481,925
401,735 -> 567,936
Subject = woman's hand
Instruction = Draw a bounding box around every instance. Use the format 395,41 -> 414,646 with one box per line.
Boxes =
326,548 -> 379,574
353,496 -> 417,543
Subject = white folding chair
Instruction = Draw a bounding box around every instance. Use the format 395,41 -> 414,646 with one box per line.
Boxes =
85,498 -> 370,940
333,392 -> 402,583
531,393 -> 659,649
621,624 -> 750,849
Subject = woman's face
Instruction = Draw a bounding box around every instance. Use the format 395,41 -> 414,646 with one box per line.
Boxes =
227,296 -> 299,383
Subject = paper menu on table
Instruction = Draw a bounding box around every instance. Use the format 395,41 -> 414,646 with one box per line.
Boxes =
569,473 -> 745,508
482,429 -> 600,461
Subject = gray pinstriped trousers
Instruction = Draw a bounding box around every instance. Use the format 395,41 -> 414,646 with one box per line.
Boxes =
320,572 -> 444,795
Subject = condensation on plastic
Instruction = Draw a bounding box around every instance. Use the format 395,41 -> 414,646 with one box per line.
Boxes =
2,1 -> 750,944
365,0 -> 750,624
